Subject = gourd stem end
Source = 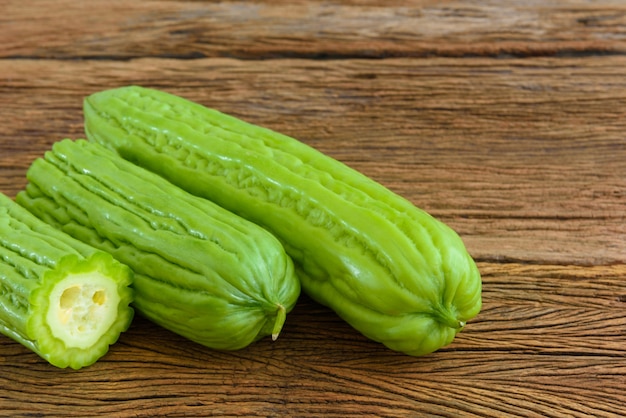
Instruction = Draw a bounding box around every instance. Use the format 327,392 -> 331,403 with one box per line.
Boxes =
271,304 -> 287,341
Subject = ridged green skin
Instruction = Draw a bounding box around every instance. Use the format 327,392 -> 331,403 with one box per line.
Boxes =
16,139 -> 299,350
84,86 -> 482,356
0,192 -> 134,369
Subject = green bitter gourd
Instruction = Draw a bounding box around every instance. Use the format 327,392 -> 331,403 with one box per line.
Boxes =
16,139 -> 300,351
84,85 -> 482,356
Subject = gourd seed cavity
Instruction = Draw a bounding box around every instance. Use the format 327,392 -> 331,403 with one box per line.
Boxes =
47,272 -> 121,349
60,286 -> 81,310
57,284 -> 108,331
92,290 -> 106,305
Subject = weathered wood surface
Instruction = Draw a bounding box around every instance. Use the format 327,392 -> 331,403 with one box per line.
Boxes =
1,1 -> 625,417
3,0 -> 626,59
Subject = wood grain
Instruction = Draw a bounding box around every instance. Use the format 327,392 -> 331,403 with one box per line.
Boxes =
1,263 -> 625,417
1,57 -> 624,264
1,0 -> 625,416
2,0 -> 626,59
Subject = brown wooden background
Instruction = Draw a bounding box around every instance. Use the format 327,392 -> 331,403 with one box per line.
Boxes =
1,1 -> 625,416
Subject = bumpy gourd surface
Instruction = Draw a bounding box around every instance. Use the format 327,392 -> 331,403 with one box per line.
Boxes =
17,139 -> 299,350
84,86 -> 482,356
0,192 -> 134,369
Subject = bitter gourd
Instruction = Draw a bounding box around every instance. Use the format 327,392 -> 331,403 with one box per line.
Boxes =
84,85 -> 482,356
0,192 -> 133,369
16,139 -> 299,350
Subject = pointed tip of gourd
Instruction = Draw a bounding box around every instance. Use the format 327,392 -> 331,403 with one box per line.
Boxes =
433,306 -> 466,331
271,304 -> 287,341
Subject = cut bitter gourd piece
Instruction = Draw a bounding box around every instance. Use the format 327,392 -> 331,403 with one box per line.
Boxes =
0,192 -> 134,369
16,139 -> 300,351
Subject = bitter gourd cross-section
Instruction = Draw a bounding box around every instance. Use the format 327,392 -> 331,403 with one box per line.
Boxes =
84,85 -> 482,356
0,192 -> 133,369
16,139 -> 300,351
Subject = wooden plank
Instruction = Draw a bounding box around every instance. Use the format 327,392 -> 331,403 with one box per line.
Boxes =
1,262 -> 625,416
2,0 -> 626,59
1,57 -> 624,265
2,1 -> 625,416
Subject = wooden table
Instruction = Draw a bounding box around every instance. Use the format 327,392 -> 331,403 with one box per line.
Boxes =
1,1 -> 625,416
